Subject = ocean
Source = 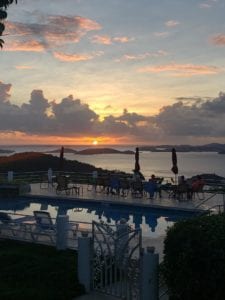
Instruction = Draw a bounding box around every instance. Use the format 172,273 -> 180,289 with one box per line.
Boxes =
0,145 -> 225,180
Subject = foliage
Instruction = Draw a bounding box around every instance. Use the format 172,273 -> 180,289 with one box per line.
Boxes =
0,0 -> 17,48
0,152 -> 101,172
161,213 -> 225,300
0,239 -> 85,300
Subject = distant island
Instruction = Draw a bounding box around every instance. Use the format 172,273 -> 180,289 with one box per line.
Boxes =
46,148 -> 77,154
139,143 -> 225,153
0,149 -> 14,154
2,143 -> 225,155
46,147 -> 134,155
77,148 -> 134,155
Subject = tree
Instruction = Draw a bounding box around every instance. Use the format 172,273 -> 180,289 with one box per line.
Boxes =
0,0 -> 17,48
161,213 -> 225,300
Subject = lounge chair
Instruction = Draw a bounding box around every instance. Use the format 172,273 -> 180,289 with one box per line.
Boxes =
33,211 -> 79,244
0,212 -> 34,238
33,211 -> 56,243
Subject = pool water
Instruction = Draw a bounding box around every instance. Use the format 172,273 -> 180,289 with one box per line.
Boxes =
0,197 -> 198,238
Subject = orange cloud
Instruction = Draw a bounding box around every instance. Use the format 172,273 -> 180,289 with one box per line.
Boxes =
5,40 -> 45,52
113,36 -> 134,43
165,20 -> 180,27
53,51 -> 94,62
154,32 -> 169,38
5,16 -> 101,50
15,65 -> 34,70
138,63 -> 221,76
75,16 -> 101,31
211,34 -> 225,45
53,51 -> 103,62
91,35 -> 112,45
118,50 -> 167,61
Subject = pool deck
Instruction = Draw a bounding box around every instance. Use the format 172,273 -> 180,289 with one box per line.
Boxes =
2,182 -> 224,265
26,182 -> 224,213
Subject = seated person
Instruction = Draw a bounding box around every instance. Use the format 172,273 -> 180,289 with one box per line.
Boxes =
191,175 -> 205,197
176,175 -> 192,200
144,174 -> 158,199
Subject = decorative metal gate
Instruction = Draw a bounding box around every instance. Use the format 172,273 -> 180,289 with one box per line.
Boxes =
92,220 -> 142,299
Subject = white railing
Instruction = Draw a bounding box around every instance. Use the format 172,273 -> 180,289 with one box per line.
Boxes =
0,211 -> 94,250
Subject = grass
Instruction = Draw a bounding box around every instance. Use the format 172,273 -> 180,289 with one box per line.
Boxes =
0,239 -> 85,300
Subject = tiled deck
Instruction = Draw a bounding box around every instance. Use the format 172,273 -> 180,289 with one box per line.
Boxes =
27,182 -> 224,213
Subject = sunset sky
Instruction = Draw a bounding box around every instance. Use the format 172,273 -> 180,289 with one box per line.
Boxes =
1,0 -> 225,145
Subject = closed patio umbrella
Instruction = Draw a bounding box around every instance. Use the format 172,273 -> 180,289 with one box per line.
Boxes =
59,146 -> 64,171
171,148 -> 178,183
134,147 -> 140,173
133,147 -> 145,180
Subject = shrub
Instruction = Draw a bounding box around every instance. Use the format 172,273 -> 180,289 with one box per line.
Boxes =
0,240 -> 85,300
161,213 -> 225,300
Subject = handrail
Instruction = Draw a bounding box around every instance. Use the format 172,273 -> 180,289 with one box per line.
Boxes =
194,193 -> 217,209
0,170 -> 134,185
207,204 -> 224,215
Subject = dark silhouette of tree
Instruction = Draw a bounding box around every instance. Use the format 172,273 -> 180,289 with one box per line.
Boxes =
0,0 -> 17,48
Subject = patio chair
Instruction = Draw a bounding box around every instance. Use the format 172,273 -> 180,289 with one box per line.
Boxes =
191,185 -> 205,200
119,178 -> 130,197
131,180 -> 143,198
109,174 -> 120,195
56,175 -> 80,195
33,211 -> 79,243
33,211 -> 56,243
143,181 -> 157,199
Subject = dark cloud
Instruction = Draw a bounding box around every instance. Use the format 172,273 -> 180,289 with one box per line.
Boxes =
0,81 -> 11,103
1,81 -> 225,142
0,82 -> 98,135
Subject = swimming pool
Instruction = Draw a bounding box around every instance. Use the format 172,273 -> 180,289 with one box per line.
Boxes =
0,196 -> 201,238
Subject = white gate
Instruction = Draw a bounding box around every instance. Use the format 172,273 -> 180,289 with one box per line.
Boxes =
92,220 -> 142,299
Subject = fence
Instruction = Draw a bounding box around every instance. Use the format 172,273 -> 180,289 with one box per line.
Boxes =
0,213 -> 162,300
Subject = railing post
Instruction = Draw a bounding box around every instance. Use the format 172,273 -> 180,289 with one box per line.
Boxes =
56,215 -> 69,250
8,171 -> 14,182
115,218 -> 129,259
48,168 -> 53,186
78,236 -> 92,292
140,246 -> 159,300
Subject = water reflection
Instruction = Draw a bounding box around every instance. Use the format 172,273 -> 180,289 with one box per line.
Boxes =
0,198 -> 195,235
0,198 -> 30,211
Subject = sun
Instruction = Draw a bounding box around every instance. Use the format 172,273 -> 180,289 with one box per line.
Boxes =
92,140 -> 98,145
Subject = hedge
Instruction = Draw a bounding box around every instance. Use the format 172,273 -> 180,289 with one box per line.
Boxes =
161,213 -> 225,300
